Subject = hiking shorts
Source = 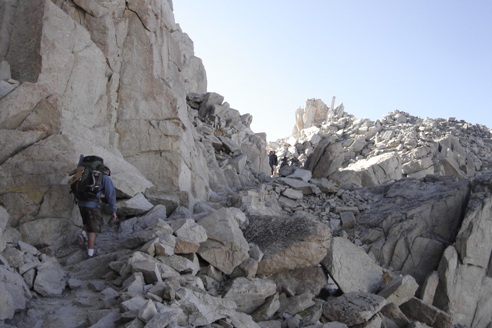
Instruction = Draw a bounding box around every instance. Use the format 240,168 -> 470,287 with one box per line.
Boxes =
78,207 -> 102,233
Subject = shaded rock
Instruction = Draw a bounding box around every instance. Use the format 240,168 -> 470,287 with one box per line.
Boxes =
138,299 -> 157,323
33,255 -> 66,297
278,177 -> 315,195
0,206 -> 8,253
176,287 -> 236,326
278,291 -> 315,316
223,277 -> 277,314
122,272 -> 145,294
377,274 -> 418,306
339,211 -> 356,229
157,254 -> 199,275
0,282 -> 15,320
380,302 -> 411,328
304,137 -> 344,178
356,177 -> 469,285
432,174 -> 492,327
270,266 -> 327,297
17,217 -> 78,250
229,258 -> 258,279
130,260 -> 162,285
251,293 -> 280,322
287,168 -> 312,182
400,297 -> 452,328
121,295 -> 148,312
322,292 -> 387,326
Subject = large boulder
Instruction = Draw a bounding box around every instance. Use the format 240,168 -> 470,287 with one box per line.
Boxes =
335,152 -> 402,187
304,137 -> 344,179
197,208 -> 250,275
322,237 -> 383,294
244,213 -> 331,276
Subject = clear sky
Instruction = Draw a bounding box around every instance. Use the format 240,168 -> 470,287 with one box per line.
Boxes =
173,1 -> 492,141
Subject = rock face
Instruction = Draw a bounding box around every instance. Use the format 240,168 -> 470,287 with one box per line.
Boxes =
1,1 -> 492,328
356,177 -> 470,285
0,0 -> 269,228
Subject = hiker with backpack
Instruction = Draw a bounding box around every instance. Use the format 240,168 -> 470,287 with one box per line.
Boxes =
68,155 -> 117,258
268,150 -> 278,177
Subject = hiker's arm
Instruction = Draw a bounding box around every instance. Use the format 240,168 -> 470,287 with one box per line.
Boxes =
103,175 -> 117,219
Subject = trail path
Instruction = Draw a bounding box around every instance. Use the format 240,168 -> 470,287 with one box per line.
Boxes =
11,220 -> 131,328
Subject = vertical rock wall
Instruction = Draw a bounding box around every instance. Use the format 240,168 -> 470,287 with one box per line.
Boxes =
0,0 -> 245,223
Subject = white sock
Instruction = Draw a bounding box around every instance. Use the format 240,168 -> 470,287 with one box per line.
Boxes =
88,249 -> 94,256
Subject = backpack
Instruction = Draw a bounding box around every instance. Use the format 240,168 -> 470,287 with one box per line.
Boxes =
68,155 -> 104,201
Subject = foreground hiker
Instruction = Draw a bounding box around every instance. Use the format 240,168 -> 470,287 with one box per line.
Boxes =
69,155 -> 117,258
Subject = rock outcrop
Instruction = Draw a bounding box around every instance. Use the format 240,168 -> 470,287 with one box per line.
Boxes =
275,99 -> 491,186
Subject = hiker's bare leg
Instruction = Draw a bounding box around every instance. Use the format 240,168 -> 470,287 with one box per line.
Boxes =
88,232 -> 96,250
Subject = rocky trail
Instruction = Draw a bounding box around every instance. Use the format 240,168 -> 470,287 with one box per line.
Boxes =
2,0 -> 492,327
9,220 -> 129,328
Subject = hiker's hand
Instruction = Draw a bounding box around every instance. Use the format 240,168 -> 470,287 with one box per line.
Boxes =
110,212 -> 118,223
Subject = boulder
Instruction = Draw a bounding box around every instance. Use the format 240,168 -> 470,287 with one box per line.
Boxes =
304,137 -> 344,178
197,208 -> 250,275
339,152 -> 402,186
33,255 -> 67,296
322,237 -> 383,294
0,282 -> 15,320
377,274 -> 419,306
269,266 -> 327,297
169,218 -> 207,254
17,217 -> 78,251
117,193 -> 154,217
244,213 -> 331,276
400,297 -> 453,328
322,292 -> 387,326
278,291 -> 315,316
222,277 -> 277,314
176,287 -> 236,326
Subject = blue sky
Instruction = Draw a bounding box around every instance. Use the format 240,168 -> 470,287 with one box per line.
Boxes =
173,1 -> 492,141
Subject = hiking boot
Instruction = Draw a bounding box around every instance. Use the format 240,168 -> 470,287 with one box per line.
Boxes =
77,234 -> 87,250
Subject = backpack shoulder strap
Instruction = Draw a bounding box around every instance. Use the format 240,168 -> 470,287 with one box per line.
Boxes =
68,167 -> 84,185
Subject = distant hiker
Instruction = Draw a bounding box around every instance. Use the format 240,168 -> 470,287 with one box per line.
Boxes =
280,156 -> 289,167
268,150 -> 278,176
290,157 -> 301,167
68,155 -> 117,258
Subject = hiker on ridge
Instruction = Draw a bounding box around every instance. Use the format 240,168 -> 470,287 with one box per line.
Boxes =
268,150 -> 278,177
70,155 -> 117,258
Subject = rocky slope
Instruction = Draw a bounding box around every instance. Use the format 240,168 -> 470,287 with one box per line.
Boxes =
1,1 -> 492,328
